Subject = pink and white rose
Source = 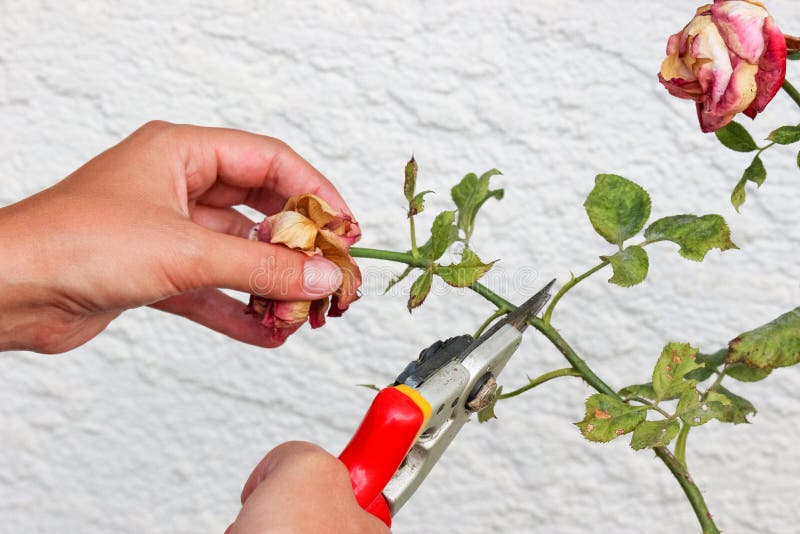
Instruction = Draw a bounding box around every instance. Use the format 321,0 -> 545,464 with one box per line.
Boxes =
659,0 -> 787,132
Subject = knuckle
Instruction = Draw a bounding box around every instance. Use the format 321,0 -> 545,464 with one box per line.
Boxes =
272,442 -> 347,480
264,135 -> 291,153
137,119 -> 175,135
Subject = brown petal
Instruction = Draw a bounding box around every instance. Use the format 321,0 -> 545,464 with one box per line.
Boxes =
273,300 -> 312,328
283,194 -> 339,228
315,228 -> 362,313
267,211 -> 319,250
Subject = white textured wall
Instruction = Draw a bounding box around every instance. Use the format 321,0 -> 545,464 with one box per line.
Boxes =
2,1 -> 800,532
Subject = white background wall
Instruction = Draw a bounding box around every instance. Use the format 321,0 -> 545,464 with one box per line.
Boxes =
2,1 -> 799,532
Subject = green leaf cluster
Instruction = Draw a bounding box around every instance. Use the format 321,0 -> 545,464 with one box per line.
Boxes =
393,157 -> 503,311
612,307 -> 800,447
683,307 -> 800,386
583,174 -> 736,288
451,169 -> 504,242
715,120 -> 800,210
581,340 -> 760,452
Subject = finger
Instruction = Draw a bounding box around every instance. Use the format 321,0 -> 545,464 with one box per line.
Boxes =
194,230 -> 344,300
194,182 -> 288,216
231,442 -> 389,534
150,288 -> 284,348
240,441 -> 325,504
171,125 -> 354,217
189,204 -> 255,238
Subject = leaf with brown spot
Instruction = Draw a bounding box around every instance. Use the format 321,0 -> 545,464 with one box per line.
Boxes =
576,394 -> 646,443
652,343 -> 703,403
725,307 -> 800,370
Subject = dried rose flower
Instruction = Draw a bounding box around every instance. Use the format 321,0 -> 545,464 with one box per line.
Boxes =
659,0 -> 787,132
246,194 -> 362,344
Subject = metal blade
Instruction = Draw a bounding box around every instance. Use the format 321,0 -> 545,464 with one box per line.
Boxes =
472,279 -> 555,344
501,278 -> 556,332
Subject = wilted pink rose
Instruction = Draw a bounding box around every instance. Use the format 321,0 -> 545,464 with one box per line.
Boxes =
246,194 -> 362,345
659,0 -> 787,132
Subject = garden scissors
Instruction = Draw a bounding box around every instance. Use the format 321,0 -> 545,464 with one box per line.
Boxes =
339,280 -> 555,527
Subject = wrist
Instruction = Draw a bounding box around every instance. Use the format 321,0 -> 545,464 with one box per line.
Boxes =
0,201 -> 54,351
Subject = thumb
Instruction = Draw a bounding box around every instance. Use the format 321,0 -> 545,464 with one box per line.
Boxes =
195,229 -> 344,300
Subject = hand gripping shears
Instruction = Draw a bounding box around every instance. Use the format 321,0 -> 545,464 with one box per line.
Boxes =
338,280 -> 555,527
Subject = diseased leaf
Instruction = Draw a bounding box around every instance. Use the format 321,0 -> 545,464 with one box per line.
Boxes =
732,156 -> 767,212
630,419 -> 680,450
408,190 -> 434,217
602,245 -> 649,287
677,389 -> 728,426
416,210 -> 457,261
407,268 -> 433,311
575,393 -> 646,442
404,156 -> 417,202
725,307 -> 800,370
725,362 -> 772,382
677,387 -> 754,425
644,214 -> 737,261
715,121 -> 758,152
384,265 -> 414,294
618,383 -> 656,400
731,178 -> 747,212
715,386 -> 757,423
652,343 -> 702,403
477,386 -> 502,423
743,155 -> 767,186
583,174 -> 651,246
768,125 -> 800,145
437,248 -> 496,287
451,169 -> 503,240
685,349 -> 727,382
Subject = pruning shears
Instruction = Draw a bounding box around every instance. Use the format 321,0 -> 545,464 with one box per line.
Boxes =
338,280 -> 555,527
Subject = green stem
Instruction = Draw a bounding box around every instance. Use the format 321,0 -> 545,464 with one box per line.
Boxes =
675,423 -> 690,469
542,261 -> 609,325
528,317 -> 618,398
348,245 -> 719,534
409,217 -> 420,259
626,396 -> 673,419
756,141 -> 775,156
655,447 -> 719,534
350,247 -> 429,268
498,368 -> 582,400
704,367 -> 727,397
469,281 -> 515,311
474,309 -> 508,338
782,79 -> 800,110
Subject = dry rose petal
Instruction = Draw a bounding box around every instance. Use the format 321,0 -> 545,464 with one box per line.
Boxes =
245,194 -> 362,344
658,0 -> 787,132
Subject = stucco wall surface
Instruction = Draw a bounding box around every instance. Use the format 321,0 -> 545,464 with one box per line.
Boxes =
2,1 -> 800,533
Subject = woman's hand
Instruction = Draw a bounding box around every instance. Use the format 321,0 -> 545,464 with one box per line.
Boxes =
227,442 -> 390,534
0,121 -> 350,353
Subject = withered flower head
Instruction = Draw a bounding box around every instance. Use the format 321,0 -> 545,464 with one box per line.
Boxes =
246,194 -> 362,345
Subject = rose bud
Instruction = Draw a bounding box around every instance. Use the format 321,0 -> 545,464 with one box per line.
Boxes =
246,194 -> 362,345
659,0 -> 787,133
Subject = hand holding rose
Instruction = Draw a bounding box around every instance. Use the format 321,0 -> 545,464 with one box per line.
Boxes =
0,121 -> 360,353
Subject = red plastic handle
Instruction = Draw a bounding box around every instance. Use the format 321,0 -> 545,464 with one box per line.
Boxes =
339,386 -> 431,527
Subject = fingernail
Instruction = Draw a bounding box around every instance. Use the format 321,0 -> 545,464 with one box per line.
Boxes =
303,256 -> 343,297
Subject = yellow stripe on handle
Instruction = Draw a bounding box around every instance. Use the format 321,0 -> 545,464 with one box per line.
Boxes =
393,384 -> 432,424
